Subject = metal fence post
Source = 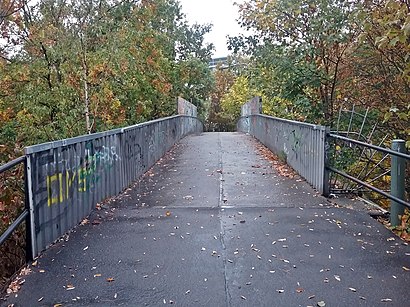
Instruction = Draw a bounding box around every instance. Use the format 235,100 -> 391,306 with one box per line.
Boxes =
24,157 -> 33,262
390,139 -> 406,227
323,127 -> 331,197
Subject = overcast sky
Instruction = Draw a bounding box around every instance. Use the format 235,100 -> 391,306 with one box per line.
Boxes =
178,0 -> 244,58
22,0 -> 243,58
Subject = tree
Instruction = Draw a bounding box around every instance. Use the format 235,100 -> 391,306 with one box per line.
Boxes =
231,0 -> 357,123
210,66 -> 236,114
351,0 -> 410,145
0,0 -> 214,152
220,75 -> 257,122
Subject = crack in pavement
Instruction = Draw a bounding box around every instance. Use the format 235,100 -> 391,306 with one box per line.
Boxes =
217,132 -> 231,307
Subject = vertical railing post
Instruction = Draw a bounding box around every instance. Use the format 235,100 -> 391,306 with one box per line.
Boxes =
24,157 -> 33,261
322,127 -> 330,197
390,139 -> 406,227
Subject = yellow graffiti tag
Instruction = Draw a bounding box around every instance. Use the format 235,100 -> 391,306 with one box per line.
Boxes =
47,173 -> 63,206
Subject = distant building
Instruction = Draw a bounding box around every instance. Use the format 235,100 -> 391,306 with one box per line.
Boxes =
208,57 -> 228,70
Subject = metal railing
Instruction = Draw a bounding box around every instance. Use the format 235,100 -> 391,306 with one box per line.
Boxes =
1,114 -> 202,262
237,114 -> 329,194
0,156 -> 32,261
237,97 -> 408,226
327,134 -> 409,225
25,115 -> 203,257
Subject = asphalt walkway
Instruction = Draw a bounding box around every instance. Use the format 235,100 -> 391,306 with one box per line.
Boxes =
2,132 -> 410,306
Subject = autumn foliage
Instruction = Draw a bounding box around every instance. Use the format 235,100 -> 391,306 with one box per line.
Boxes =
0,0 -> 214,291
224,0 -> 409,146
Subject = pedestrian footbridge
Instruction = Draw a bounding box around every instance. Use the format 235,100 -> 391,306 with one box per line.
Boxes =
1,98 -> 409,306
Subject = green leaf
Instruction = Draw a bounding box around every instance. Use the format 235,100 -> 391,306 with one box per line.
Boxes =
403,22 -> 410,36
383,112 -> 392,123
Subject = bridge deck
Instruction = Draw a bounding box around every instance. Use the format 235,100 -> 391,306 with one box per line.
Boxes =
3,133 -> 410,306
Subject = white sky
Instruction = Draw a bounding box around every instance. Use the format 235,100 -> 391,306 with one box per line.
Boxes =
4,0 -> 244,59
178,0 -> 244,58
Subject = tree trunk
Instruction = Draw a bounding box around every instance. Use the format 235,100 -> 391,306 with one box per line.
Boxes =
80,34 -> 92,134
83,72 -> 91,134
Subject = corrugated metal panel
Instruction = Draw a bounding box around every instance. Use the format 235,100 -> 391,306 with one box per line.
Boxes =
25,116 -> 203,257
238,115 -> 329,194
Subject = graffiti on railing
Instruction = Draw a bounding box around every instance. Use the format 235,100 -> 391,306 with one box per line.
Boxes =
23,115 -> 203,257
44,144 -> 120,206
124,133 -> 145,170
290,130 -> 301,153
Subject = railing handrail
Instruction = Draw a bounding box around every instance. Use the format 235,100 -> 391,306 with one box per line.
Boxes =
241,114 -> 327,131
328,133 -> 410,160
0,156 -> 26,173
0,209 -> 29,245
327,166 -> 410,209
25,114 -> 196,154
0,155 -> 32,261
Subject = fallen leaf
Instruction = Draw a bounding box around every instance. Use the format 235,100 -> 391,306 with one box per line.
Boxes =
381,298 -> 392,302
106,277 -> 115,282
80,218 -> 89,225
20,267 -> 31,275
165,211 -> 171,217
296,288 -> 304,293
